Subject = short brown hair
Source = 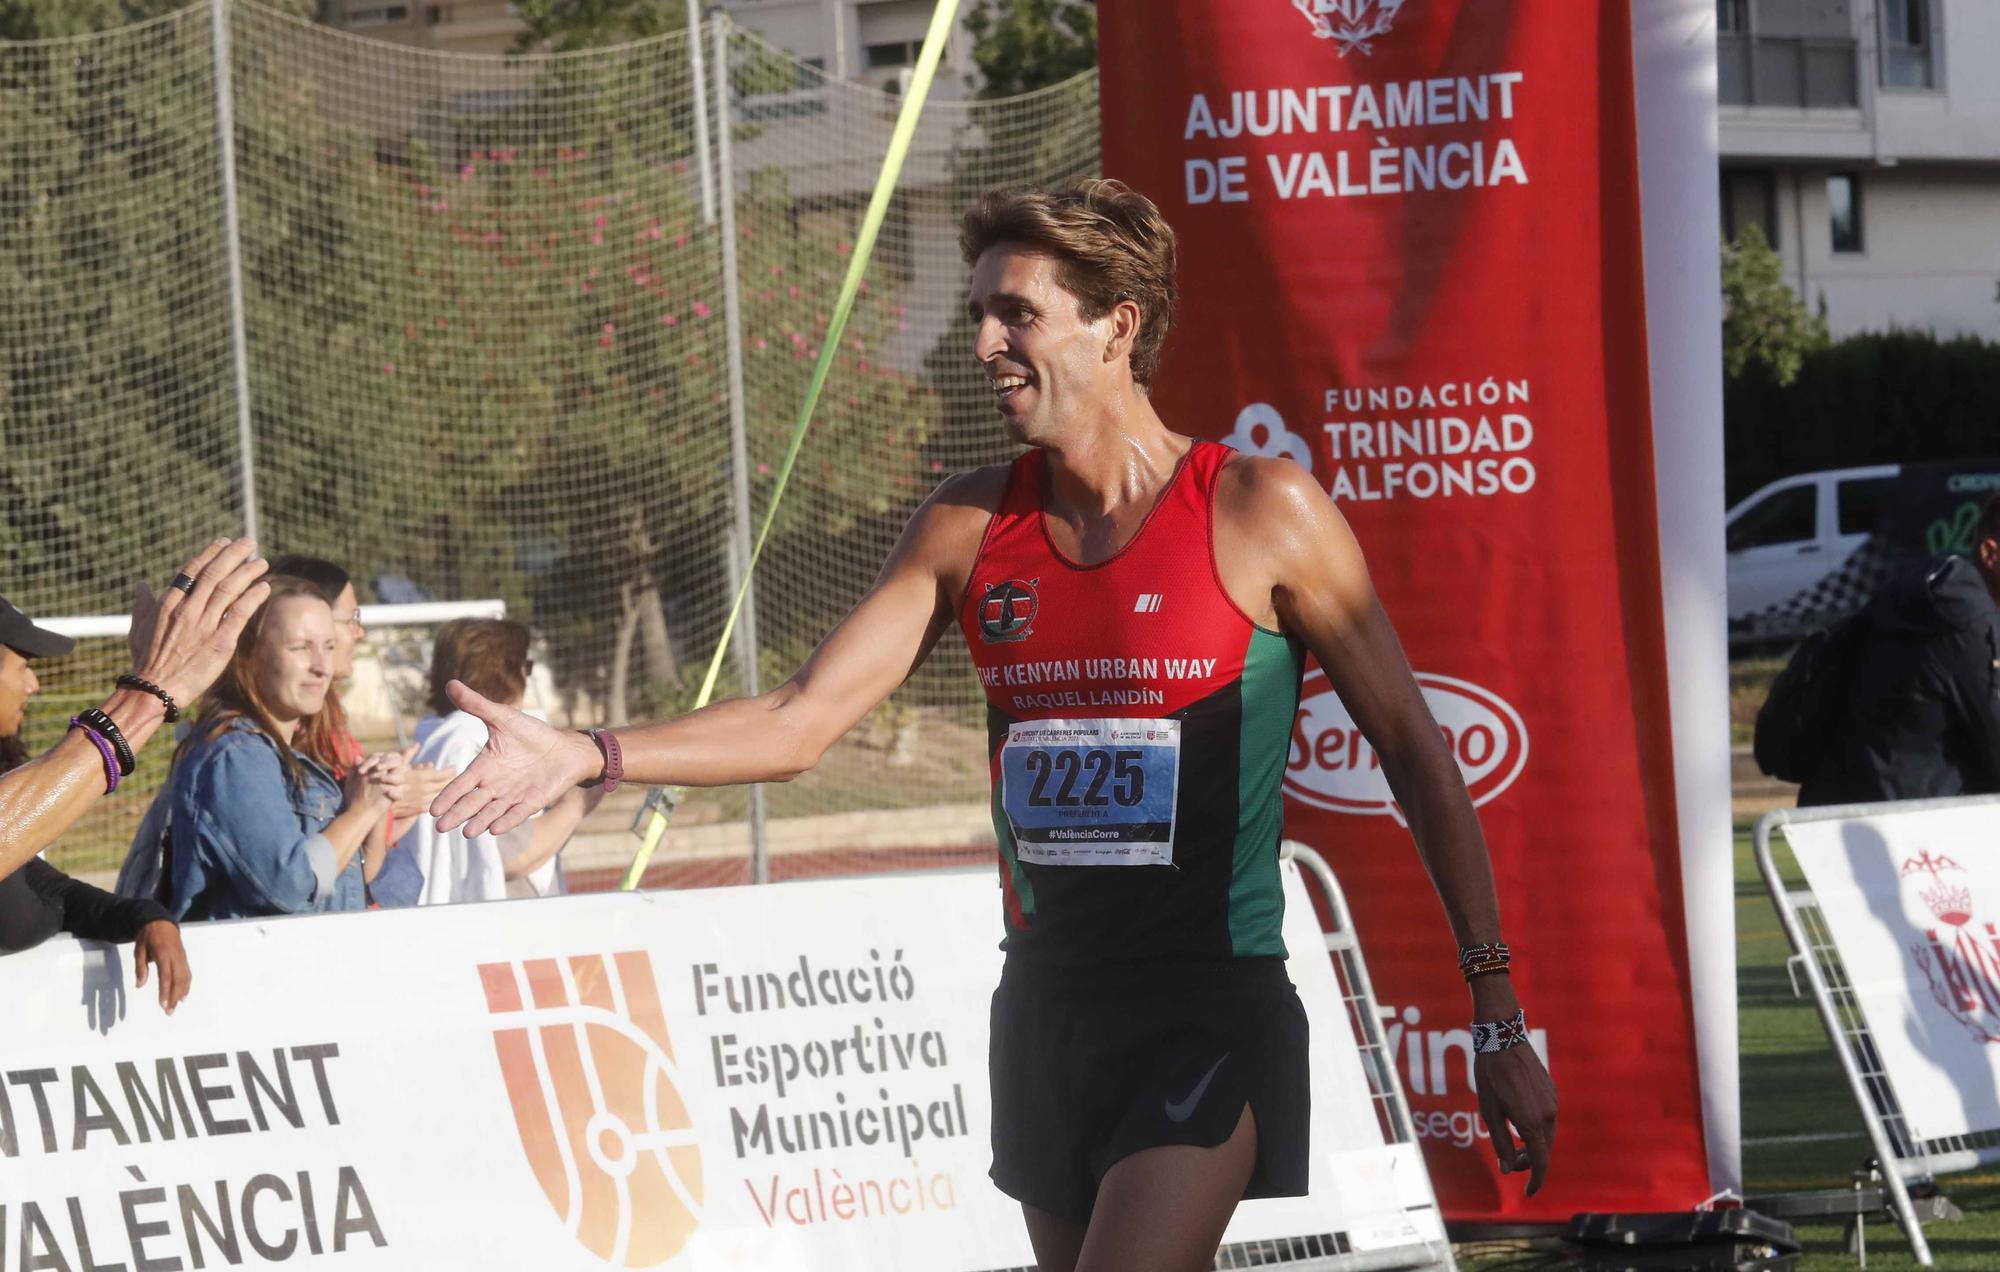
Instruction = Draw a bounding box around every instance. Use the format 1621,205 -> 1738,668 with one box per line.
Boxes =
1979,493 -> 2000,546
429,619 -> 531,716
959,179 -> 1178,387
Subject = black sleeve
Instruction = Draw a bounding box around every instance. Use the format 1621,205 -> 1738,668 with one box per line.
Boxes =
0,864 -> 63,953
1949,623 -> 2000,789
21,859 -> 173,945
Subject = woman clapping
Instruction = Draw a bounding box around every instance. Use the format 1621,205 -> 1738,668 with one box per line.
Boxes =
165,578 -> 410,920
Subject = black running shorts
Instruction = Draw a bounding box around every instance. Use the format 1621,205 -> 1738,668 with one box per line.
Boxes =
987,955 -> 1310,1224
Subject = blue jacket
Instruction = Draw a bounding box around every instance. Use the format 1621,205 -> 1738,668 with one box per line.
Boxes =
167,716 -> 365,920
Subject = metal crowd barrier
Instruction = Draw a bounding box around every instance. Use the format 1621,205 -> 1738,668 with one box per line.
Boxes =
1756,795 -> 2000,1267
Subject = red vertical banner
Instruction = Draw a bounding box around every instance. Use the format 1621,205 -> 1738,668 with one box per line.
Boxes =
1099,1 -> 1715,1220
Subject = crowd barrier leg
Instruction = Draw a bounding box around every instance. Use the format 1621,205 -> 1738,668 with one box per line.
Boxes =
1284,840 -> 1458,1272
1755,809 -> 1934,1266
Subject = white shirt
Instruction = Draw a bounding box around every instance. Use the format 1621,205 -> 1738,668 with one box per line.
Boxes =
398,711 -> 510,905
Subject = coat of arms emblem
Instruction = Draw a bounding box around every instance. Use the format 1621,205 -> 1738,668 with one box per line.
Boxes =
1290,0 -> 1408,56
1901,850 -> 2000,1044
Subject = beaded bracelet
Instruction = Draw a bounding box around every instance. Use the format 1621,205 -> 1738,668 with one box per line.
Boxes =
74,707 -> 136,777
70,718 -> 122,794
114,673 -> 180,723
1458,940 -> 1512,981
1471,1008 -> 1530,1055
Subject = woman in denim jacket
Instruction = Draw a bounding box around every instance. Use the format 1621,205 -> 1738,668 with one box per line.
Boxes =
167,578 -> 407,920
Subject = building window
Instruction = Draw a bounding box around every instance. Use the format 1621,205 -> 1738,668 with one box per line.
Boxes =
1881,0 -> 1938,89
346,5 -> 410,26
425,4 -> 448,24
1718,0 -> 1859,109
1827,173 -> 1863,253
864,40 -> 922,70
1721,168 -> 1778,249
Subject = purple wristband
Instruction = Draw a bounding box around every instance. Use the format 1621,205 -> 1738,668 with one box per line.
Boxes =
70,718 -> 121,794
581,728 -> 622,793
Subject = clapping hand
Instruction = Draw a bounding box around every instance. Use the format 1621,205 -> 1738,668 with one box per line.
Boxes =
392,764 -> 458,822
346,745 -> 416,813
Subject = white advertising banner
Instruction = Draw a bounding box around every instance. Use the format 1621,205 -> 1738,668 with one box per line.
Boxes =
1787,802 -> 2000,1143
0,863 -> 1441,1270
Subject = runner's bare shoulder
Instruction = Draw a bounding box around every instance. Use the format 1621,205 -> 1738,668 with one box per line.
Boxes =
1211,452 -> 1360,626
909,463 -> 1012,554
1213,452 -> 1345,548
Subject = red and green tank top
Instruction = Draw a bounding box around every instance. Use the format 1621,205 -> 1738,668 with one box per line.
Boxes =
957,440 -> 1305,966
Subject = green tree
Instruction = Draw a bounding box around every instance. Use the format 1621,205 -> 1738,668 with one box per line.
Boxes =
964,0 -> 1095,99
1725,331 -> 2000,504
0,12 -> 247,621
221,25 -> 934,723
509,0 -> 688,53
1721,224 -> 1828,388
2,1 -> 937,730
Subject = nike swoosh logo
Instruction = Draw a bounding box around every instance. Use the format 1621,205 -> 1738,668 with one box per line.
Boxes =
1164,1053 -> 1230,1123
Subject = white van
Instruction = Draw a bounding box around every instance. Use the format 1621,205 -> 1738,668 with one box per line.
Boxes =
1725,464 -> 1897,624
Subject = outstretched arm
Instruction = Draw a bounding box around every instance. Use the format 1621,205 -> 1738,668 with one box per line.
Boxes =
1219,457 -> 1557,1194
432,472 -> 997,838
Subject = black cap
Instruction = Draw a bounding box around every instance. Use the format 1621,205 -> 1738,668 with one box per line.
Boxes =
0,594 -> 76,659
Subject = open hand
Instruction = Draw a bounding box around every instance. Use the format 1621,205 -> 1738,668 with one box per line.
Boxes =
129,539 -> 272,706
1475,1044 -> 1557,1195
133,919 -> 191,1015
430,680 -> 597,837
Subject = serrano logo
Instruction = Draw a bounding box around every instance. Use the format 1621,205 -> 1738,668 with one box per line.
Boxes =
978,578 -> 1040,644
479,952 -> 704,1267
1285,670 -> 1527,821
1289,0 -> 1408,56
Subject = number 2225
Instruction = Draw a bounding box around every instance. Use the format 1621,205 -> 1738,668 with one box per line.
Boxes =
1023,748 -> 1146,808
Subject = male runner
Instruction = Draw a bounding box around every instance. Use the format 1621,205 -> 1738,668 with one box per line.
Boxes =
433,180 -> 1557,1272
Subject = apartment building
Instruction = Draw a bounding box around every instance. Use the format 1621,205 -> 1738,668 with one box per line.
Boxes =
1719,0 -> 2000,339
714,0 -> 976,99
323,0 -> 975,96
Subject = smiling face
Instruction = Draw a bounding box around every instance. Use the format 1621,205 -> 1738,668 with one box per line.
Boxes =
968,246 -> 1127,448
250,595 -> 337,727
0,647 -> 38,740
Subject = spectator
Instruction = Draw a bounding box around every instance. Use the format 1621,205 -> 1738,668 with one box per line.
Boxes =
0,539 -> 269,889
267,555 -> 368,774
165,578 -> 410,920
0,593 -> 191,1010
1798,495 -> 2000,805
379,619 -> 595,905
266,554 -> 457,823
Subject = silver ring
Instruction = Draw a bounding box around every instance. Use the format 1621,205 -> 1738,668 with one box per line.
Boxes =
169,573 -> 197,595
